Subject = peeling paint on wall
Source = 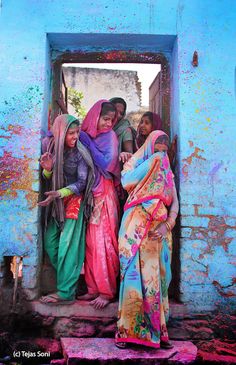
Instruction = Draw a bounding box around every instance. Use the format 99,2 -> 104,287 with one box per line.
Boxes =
0,150 -> 38,209
0,0 -> 236,313
182,141 -> 206,178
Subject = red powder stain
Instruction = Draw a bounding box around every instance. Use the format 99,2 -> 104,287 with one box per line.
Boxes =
212,280 -> 236,298
8,124 -> 23,135
25,232 -> 34,243
193,216 -> 234,257
0,124 -> 24,139
105,51 -> 127,61
198,339 -> 236,362
185,147 -> 206,165
182,145 -> 206,177
0,151 -> 38,208
0,135 -> 11,140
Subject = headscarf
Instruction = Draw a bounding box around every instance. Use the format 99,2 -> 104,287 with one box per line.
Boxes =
81,99 -> 117,138
136,112 -> 163,149
122,130 -> 174,211
45,114 -> 95,227
80,100 -> 120,183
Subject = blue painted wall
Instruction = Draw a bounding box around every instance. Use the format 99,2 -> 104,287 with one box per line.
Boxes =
0,0 -> 235,309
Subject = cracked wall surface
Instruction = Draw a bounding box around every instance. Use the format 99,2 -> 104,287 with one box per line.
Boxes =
0,0 -> 236,314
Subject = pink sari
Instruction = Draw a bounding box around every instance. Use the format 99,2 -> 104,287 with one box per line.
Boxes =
81,100 -> 120,299
85,176 -> 119,299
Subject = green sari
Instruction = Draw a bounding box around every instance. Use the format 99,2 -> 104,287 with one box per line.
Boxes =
113,118 -> 137,154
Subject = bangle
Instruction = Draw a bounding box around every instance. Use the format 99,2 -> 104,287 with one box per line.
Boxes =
167,217 -> 176,229
165,221 -> 171,231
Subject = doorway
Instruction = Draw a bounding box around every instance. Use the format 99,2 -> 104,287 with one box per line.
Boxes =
50,51 -> 171,134
46,38 -> 180,300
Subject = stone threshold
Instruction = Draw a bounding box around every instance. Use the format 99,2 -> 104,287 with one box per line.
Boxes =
30,300 -> 119,319
30,300 -> 187,319
60,337 -> 197,365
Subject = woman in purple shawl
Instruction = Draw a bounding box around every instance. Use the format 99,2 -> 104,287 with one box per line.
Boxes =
78,100 -> 120,309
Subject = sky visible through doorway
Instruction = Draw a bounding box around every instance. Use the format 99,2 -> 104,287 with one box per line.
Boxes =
64,63 -> 161,106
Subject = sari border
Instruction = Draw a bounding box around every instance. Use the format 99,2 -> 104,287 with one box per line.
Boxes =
124,194 -> 170,211
115,337 -> 161,349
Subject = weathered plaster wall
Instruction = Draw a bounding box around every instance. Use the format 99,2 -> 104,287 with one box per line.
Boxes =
63,67 -> 141,113
174,1 -> 236,311
0,0 -> 235,315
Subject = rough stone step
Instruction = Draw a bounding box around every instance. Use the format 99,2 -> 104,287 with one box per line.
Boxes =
61,337 -> 197,365
31,300 -> 186,319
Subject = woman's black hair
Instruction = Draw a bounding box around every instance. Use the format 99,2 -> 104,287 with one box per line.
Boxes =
142,112 -> 154,123
109,97 -> 127,114
100,102 -> 117,116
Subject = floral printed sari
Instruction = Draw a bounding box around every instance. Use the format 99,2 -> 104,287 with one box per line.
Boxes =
116,130 -> 174,348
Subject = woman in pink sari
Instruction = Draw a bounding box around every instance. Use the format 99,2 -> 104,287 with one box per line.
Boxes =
78,100 -> 120,309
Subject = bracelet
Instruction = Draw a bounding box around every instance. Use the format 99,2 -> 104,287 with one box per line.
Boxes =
165,221 -> 171,231
167,217 -> 176,229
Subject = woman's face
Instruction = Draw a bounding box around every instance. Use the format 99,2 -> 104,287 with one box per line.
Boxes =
115,103 -> 125,122
138,116 -> 153,136
65,126 -> 80,148
154,143 -> 168,153
97,111 -> 115,132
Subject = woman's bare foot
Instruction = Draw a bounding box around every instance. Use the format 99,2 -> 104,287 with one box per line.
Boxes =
39,293 -> 75,305
77,293 -> 98,301
115,331 -> 127,349
90,295 -> 110,309
115,341 -> 127,349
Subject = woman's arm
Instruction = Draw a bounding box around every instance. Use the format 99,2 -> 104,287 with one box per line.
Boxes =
66,157 -> 88,195
149,182 -> 179,240
123,140 -> 133,153
167,184 -> 179,224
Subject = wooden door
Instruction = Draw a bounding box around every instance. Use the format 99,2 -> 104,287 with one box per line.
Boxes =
149,67 -> 170,134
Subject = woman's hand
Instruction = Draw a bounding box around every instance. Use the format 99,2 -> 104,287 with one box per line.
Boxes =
40,152 -> 53,171
148,222 -> 168,240
119,152 -> 132,163
38,191 -> 60,206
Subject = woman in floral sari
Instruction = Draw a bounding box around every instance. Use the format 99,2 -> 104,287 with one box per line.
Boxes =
135,111 -> 177,168
78,100 -> 120,309
135,111 -> 163,149
116,130 -> 179,349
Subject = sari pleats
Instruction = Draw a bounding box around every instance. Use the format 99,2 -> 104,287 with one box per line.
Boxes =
117,204 -> 172,348
85,177 -> 120,299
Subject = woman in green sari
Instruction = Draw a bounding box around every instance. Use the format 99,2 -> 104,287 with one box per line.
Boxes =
39,114 -> 95,305
110,97 -> 136,154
